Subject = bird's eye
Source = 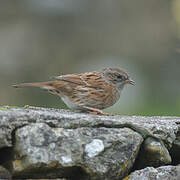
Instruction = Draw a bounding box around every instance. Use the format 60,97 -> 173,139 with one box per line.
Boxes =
117,75 -> 123,80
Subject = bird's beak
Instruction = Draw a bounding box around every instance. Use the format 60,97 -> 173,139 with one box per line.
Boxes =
126,79 -> 135,85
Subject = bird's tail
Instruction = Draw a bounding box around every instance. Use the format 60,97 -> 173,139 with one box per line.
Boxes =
12,81 -> 55,90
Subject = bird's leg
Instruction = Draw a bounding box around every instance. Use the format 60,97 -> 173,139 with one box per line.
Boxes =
81,105 -> 113,116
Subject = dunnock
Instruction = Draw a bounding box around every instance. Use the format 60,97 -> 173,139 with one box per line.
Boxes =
13,67 -> 135,115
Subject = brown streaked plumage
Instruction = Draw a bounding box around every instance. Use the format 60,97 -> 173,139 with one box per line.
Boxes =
12,67 -> 135,116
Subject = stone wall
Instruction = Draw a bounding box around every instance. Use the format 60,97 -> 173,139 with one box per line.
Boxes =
0,106 -> 180,179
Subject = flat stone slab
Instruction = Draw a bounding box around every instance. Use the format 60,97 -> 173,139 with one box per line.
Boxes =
0,106 -> 179,148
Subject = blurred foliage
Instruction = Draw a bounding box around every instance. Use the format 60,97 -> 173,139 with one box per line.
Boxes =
0,0 -> 180,116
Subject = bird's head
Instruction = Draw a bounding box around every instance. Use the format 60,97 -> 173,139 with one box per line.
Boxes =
102,67 -> 135,91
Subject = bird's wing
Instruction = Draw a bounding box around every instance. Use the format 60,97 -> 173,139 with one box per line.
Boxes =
53,74 -> 85,86
52,72 -> 105,89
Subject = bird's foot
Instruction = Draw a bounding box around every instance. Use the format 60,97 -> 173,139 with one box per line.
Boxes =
81,106 -> 113,116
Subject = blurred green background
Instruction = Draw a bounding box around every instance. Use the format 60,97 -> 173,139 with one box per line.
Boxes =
1,0 -> 180,116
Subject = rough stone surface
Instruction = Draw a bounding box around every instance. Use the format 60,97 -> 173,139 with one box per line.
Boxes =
135,137 -> 171,169
125,165 -> 180,180
13,123 -> 143,179
0,106 -> 179,147
0,106 -> 180,179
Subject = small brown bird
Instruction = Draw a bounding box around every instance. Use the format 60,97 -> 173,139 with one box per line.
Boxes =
13,67 -> 135,115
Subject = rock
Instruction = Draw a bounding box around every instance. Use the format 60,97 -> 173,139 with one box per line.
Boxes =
0,165 -> 11,179
124,165 -> 180,180
170,133 -> 180,165
0,106 -> 180,179
0,106 -> 179,148
135,137 -> 171,169
12,123 -> 143,179
0,106 -> 15,148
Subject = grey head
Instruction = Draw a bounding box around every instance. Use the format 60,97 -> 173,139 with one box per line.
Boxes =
101,67 -> 135,92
